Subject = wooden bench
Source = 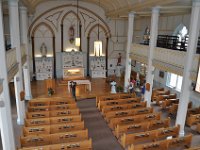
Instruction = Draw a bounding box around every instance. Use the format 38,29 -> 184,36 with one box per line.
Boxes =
105,107 -> 153,122
26,109 -> 80,119
187,107 -> 200,116
96,93 -> 136,106
102,102 -> 147,115
152,90 -> 170,102
25,115 -> 82,127
20,138 -> 92,149
169,102 -> 192,116
186,114 -> 200,127
27,104 -> 77,112
109,113 -> 161,129
98,98 -> 141,110
23,121 -> 85,136
127,134 -> 192,150
155,94 -> 177,105
161,99 -> 179,110
120,125 -> 180,148
152,88 -> 164,99
196,123 -> 200,133
114,118 -> 170,138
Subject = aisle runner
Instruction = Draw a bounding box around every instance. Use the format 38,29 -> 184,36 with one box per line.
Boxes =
77,99 -> 123,150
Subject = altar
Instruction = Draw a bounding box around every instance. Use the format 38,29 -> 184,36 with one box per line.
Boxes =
62,50 -> 85,80
68,79 -> 91,92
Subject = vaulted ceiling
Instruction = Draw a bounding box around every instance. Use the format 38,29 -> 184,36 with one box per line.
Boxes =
20,0 -> 192,18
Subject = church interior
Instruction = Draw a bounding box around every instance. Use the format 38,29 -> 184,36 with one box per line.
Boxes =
1,0 -> 200,150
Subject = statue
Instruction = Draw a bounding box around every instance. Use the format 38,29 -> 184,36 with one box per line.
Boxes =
143,26 -> 150,45
110,81 -> 117,94
40,43 -> 47,57
68,25 -> 75,44
117,53 -> 122,66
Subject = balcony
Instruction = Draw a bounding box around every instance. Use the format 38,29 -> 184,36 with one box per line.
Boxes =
6,48 -> 19,81
141,35 -> 200,54
130,43 -> 200,81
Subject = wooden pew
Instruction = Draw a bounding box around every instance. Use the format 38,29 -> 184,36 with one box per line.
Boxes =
155,94 -> 176,105
152,90 -> 170,102
49,109 -> 80,117
98,97 -> 141,110
25,115 -> 82,127
120,125 -> 180,148
128,139 -> 168,150
23,121 -> 85,136
196,123 -> 200,133
20,138 -> 92,149
102,101 -> 147,115
96,93 -> 136,106
161,99 -> 179,110
187,107 -> 200,116
50,121 -> 85,133
25,118 -> 50,127
105,107 -> 153,122
109,113 -> 161,129
27,104 -> 77,112
186,114 -> 200,127
114,118 -> 170,138
152,88 -> 164,99
26,109 -> 80,119
185,146 -> 200,150
168,134 -> 192,149
169,102 -> 192,116
127,134 -> 192,150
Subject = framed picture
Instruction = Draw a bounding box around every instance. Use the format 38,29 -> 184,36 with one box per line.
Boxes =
159,71 -> 164,78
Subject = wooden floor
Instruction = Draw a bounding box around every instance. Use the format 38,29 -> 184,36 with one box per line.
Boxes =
31,78 -> 124,99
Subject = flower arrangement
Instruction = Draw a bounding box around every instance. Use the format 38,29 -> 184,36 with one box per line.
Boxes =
116,85 -> 123,93
48,88 -> 54,96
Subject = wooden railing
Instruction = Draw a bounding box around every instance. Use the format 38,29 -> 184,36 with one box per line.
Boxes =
141,35 -> 200,54
6,48 -> 17,71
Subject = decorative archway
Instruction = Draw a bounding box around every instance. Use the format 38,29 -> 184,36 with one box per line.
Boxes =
31,22 -> 56,78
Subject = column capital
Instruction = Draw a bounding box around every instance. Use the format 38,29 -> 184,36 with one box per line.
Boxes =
19,6 -> 27,13
8,0 -> 19,6
128,11 -> 135,18
152,6 -> 160,13
193,0 -> 200,6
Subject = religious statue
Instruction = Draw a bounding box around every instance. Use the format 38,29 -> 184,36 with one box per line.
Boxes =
110,81 -> 117,94
68,25 -> 75,44
143,26 -> 150,45
117,53 -> 122,66
40,43 -> 47,57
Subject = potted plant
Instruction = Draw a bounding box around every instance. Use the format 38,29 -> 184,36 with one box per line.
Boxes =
116,85 -> 123,93
48,88 -> 54,96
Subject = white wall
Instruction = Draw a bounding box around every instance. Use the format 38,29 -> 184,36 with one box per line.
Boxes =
28,0 -> 128,76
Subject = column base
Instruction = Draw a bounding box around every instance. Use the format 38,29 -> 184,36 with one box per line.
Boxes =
179,130 -> 185,137
17,118 -> 24,125
25,95 -> 32,100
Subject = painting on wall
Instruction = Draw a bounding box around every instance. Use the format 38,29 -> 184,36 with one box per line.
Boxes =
68,25 -> 75,44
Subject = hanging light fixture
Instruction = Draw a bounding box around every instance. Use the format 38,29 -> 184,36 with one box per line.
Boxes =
94,0 -> 102,57
75,0 -> 80,47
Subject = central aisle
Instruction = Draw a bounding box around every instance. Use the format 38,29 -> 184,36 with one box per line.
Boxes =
77,99 -> 124,150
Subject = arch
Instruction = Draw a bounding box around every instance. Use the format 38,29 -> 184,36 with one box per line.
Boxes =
28,4 -> 111,37
31,22 -> 55,37
31,22 -> 56,78
87,23 -> 109,38
61,10 -> 81,25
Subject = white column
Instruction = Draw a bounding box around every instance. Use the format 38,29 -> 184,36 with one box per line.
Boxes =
176,0 -> 200,136
14,72 -> 25,124
144,7 -> 160,107
9,0 -> 25,125
20,6 -> 32,100
124,12 -> 135,92
0,1 -> 16,149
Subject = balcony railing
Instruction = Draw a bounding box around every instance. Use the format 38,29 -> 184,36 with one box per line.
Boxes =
141,35 -> 200,54
6,48 -> 17,71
